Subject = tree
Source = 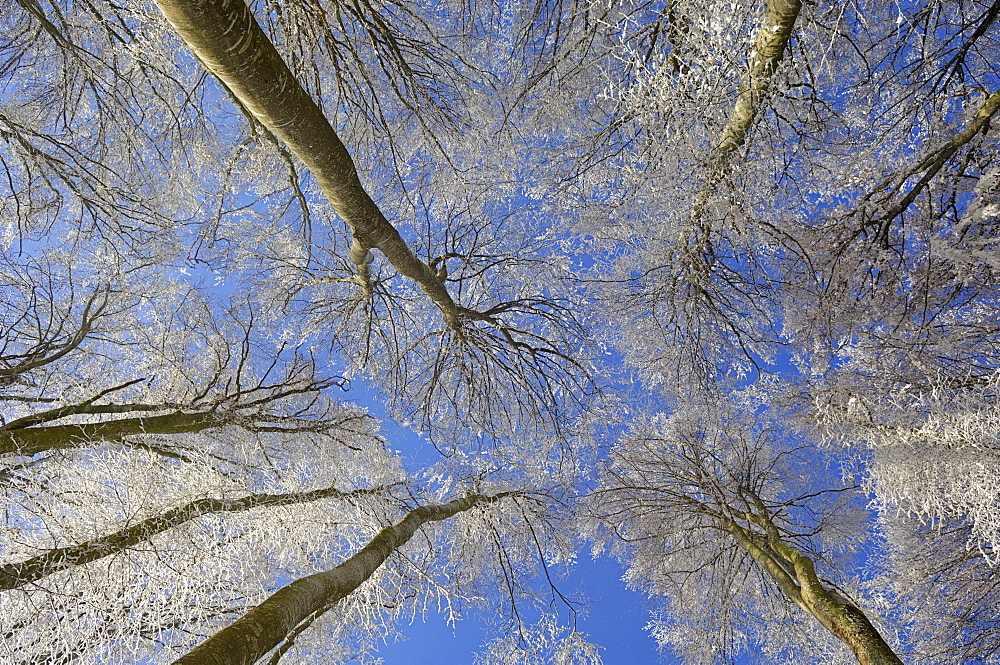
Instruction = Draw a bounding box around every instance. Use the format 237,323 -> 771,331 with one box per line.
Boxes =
0,242 -> 576,665
568,4 -> 1000,655
589,402 -> 902,665
0,246 -> 369,461
565,0 -> 1000,390
0,248 -> 402,662
146,0 -> 604,450
2,0 -> 593,661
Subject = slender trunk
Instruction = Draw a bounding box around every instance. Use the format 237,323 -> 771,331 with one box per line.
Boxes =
0,410 -> 220,456
172,492 -> 509,665
714,0 -> 802,157
683,0 -> 802,278
153,0 -> 462,326
693,0 -> 802,213
0,483 -> 395,591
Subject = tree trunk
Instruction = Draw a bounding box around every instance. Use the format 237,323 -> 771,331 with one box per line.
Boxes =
789,551 -> 905,665
714,0 -> 803,157
693,0 -> 802,214
153,0 -> 463,326
0,410 -> 221,456
726,514 -> 905,665
825,603 -> 907,665
172,493 -> 509,665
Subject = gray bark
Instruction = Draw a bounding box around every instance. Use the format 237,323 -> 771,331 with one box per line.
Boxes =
172,492 -> 510,665
725,491 -> 905,665
153,0 -> 464,326
0,410 -> 221,456
693,0 -> 803,214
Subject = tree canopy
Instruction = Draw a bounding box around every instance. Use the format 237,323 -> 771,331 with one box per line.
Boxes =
1,0 -> 998,663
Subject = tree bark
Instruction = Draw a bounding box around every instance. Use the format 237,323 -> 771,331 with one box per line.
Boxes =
724,492 -> 905,665
0,483 -> 395,591
714,0 -> 802,157
153,0 -> 463,326
172,492 -> 509,665
694,0 -> 802,213
0,410 -> 222,456
786,547 -> 904,665
870,88 -> 1000,229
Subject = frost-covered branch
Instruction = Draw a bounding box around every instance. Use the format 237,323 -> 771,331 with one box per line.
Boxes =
0,374 -> 351,457
0,483 -> 399,591
0,285 -> 109,386
859,88 -> 1000,247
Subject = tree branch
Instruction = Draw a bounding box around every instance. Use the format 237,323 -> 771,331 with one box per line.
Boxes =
0,483 -> 399,590
869,88 -> 1000,245
0,410 -> 222,457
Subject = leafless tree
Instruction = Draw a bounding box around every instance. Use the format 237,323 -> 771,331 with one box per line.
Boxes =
590,404 -> 901,665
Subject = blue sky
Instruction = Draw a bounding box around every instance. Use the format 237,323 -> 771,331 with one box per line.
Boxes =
374,556 -> 662,665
